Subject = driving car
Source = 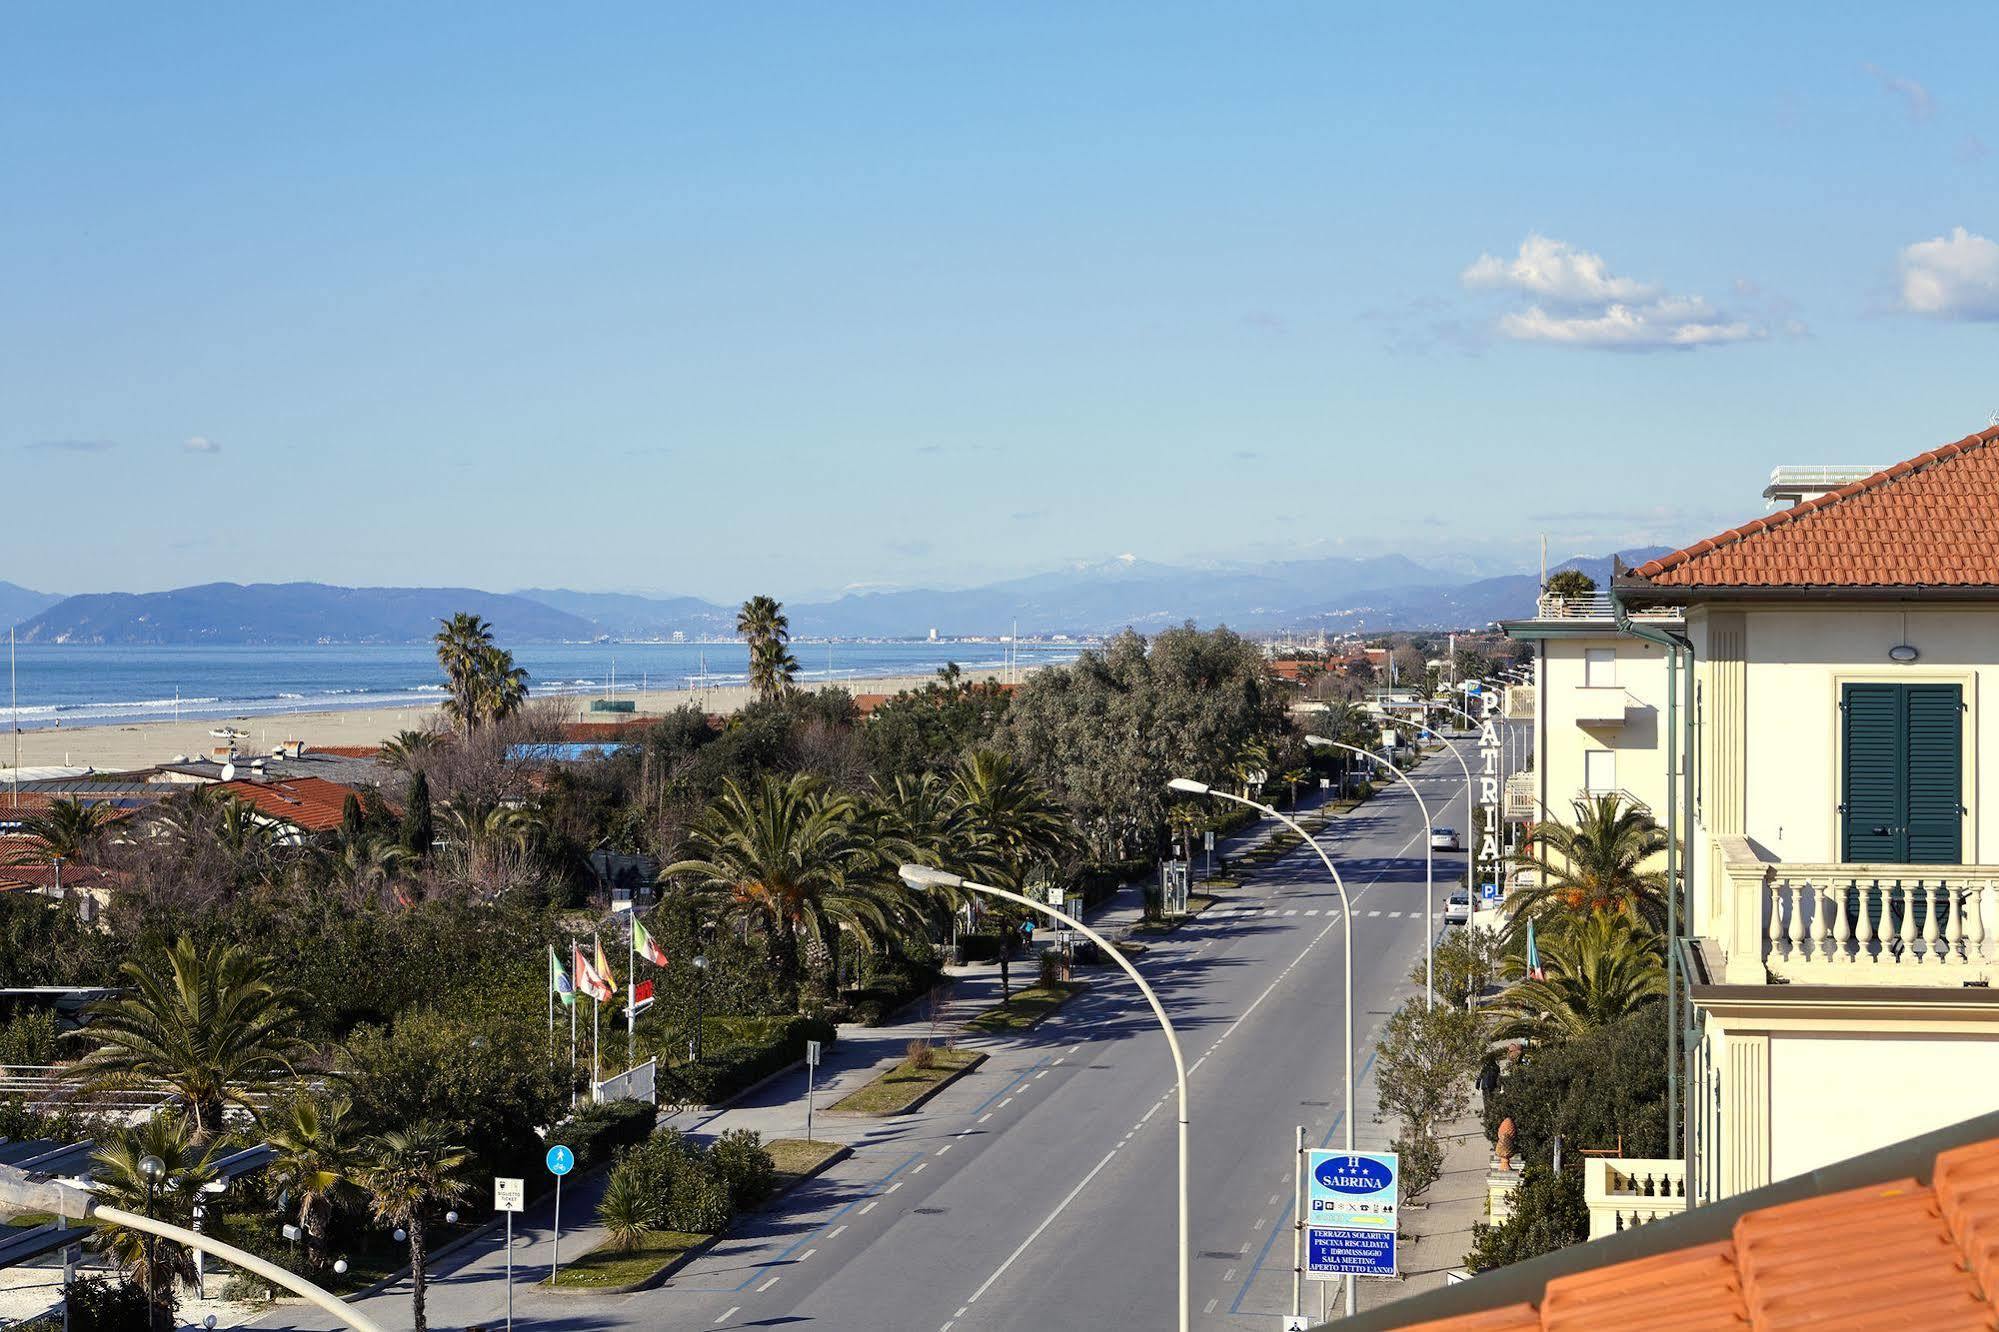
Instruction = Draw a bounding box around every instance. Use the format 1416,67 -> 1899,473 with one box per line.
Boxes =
1429,826 -> 1461,851
1444,892 -> 1472,924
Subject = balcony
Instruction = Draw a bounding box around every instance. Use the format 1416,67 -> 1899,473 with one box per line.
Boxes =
1505,684 -> 1535,721
1584,1157 -> 1687,1240
1533,593 -> 1685,621
1717,836 -> 1999,987
1573,685 -> 1632,725
1504,770 -> 1535,822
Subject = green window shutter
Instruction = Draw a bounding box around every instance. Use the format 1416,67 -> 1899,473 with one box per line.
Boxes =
1904,684 -> 1963,863
1842,683 -> 1905,862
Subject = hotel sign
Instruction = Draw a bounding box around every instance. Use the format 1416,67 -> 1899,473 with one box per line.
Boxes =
1477,685 -> 1503,893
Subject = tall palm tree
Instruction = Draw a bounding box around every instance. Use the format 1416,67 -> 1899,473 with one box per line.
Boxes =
471,643 -> 530,725
361,1123 -> 469,1332
8,798 -> 114,863
379,729 -> 444,772
736,595 -> 798,702
262,1094 -> 362,1273
89,1113 -> 219,1332
1507,794 -> 1670,931
944,750 -> 1074,996
1486,912 -> 1666,1042
78,938 -> 305,1145
666,773 -> 903,1002
434,612 -> 495,735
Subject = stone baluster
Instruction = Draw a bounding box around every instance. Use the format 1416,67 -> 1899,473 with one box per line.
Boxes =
1855,880 -> 1875,964
1768,883 -> 1788,963
1816,882 -> 1839,962
1969,883 -> 1989,977
1933,883 -> 1956,967
1897,882 -> 1919,965
1832,878 -> 1853,965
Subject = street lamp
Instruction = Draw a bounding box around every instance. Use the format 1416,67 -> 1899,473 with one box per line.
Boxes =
898,863 -> 1191,1332
139,1153 -> 165,1326
1377,714 -> 1475,909
1305,735 -> 1435,1009
1166,777 -> 1359,1319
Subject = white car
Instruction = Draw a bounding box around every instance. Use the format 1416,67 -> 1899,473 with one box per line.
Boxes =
1429,826 -> 1461,851
1444,892 -> 1472,925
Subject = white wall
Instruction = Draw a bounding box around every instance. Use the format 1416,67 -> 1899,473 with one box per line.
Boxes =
1768,1030 -> 1999,1182
1534,631 -> 1675,824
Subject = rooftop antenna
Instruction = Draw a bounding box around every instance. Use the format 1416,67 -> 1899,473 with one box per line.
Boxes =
10,625 -> 18,809
1988,409 -> 1999,429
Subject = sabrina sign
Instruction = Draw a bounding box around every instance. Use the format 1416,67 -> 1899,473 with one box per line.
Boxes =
1305,1149 -> 1399,1280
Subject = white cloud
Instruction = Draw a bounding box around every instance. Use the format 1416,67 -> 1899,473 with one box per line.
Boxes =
1462,236 -> 1767,351
1898,227 -> 1999,320
183,435 -> 221,454
1461,235 -> 1659,306
1864,63 -> 1934,122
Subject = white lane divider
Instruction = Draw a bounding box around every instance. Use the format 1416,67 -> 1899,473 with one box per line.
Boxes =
964,1148 -> 1119,1306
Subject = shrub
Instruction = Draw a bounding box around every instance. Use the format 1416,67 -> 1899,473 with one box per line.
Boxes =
0,1007 -> 62,1065
654,1015 -> 836,1107
562,1098 -> 657,1171
598,1169 -> 655,1252
905,1039 -> 936,1071
1483,1004 -> 1668,1165
1465,1164 -> 1587,1272
708,1129 -> 777,1211
1037,950 -> 1064,988
61,1275 -> 159,1332
666,1159 -> 733,1234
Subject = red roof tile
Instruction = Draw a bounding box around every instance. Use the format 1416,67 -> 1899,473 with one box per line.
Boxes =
1631,426 -> 1999,588
1390,1135 -> 1999,1331
212,776 -> 369,833
306,745 -> 383,759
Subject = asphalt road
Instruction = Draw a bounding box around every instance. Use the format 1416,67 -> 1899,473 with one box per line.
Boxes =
256,739 -> 1475,1332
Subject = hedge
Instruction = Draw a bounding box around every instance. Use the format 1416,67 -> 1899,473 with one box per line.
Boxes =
559,1098 -> 658,1172
655,1015 -> 837,1107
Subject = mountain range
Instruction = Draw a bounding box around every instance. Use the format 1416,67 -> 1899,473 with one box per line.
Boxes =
2,549 -> 1673,644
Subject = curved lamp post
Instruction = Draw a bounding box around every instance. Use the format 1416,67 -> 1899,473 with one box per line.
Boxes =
1304,736 -> 1435,1010
1165,778 -> 1359,1319
1379,714 -> 1475,906
900,863 -> 1190,1332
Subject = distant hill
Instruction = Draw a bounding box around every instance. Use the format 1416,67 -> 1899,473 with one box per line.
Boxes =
513,588 -> 736,639
15,583 -> 596,645
1267,549 -> 1676,634
0,581 -> 61,632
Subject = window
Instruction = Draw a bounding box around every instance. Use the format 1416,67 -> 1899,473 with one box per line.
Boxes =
1841,682 -> 1962,863
1584,647 -> 1617,688
1585,748 -> 1617,795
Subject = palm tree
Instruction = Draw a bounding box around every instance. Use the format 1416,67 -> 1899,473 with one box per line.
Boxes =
78,938 -> 305,1145
88,1113 -> 219,1332
1507,794 -> 1670,931
736,595 -> 797,703
597,1169 -> 655,1253
379,729 -> 443,771
434,612 -> 495,735
471,643 -> 530,725
262,1094 -> 362,1274
945,750 -> 1074,997
8,797 -> 113,863
361,1123 -> 470,1332
665,774 -> 901,1002
1486,912 -> 1666,1042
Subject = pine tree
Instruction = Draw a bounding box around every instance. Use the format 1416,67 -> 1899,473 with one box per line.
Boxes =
400,771 -> 434,860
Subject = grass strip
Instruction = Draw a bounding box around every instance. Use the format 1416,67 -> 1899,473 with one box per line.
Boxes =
828,1047 -> 984,1114
963,981 -> 1085,1035
545,1230 -> 710,1291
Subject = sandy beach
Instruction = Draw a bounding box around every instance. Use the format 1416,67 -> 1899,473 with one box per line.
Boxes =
5,672 -> 973,774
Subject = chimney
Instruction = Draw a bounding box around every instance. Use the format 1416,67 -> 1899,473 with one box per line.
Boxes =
1761,465 -> 1881,509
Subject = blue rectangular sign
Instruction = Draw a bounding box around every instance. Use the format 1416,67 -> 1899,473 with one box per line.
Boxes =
1307,1225 -> 1397,1278
1480,880 -> 1502,907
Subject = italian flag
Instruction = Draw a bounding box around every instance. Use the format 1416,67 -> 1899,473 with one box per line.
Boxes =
633,917 -> 669,967
549,946 -> 577,1007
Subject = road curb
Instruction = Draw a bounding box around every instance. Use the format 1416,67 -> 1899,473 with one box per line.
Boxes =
823,1049 -> 989,1116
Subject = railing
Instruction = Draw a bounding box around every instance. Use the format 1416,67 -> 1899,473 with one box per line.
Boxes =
1533,593 -> 1684,621
1504,771 -> 1536,822
1505,684 -> 1535,721
1585,1157 -> 1687,1240
1717,837 -> 1999,986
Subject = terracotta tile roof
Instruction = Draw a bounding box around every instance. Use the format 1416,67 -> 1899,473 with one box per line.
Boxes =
1372,1136 -> 1999,1331
1630,425 -> 1999,588
306,745 -> 382,759
557,721 -> 649,741
0,862 -> 124,893
212,776 -> 368,833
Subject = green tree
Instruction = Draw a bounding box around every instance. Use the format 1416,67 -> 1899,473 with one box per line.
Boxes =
736,595 -> 799,703
945,750 -> 1073,998
1508,794 -> 1670,931
262,1094 -> 363,1274
433,614 -> 530,734
1421,925 -> 1505,1009
1543,568 -> 1598,600
1487,912 -> 1666,1042
1483,1003 -> 1668,1164
400,769 -> 435,859
1465,1164 -> 1587,1273
361,1123 -> 470,1332
7,798 -> 114,864
379,729 -> 443,771
859,669 -> 1012,777
78,938 -> 304,1145
1374,1000 -> 1486,1135
87,1113 -> 218,1331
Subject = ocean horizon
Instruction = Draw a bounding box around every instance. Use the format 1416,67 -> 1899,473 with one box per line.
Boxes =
0,640 -> 1087,731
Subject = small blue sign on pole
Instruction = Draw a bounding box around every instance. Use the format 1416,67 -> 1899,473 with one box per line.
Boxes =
1304,1149 -> 1399,1280
545,1145 -> 575,1177
1479,880 -> 1503,908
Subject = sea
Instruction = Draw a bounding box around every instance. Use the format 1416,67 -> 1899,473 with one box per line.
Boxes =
0,641 -> 1089,732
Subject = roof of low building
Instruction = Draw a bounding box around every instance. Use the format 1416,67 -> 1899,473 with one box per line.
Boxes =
155,750 -> 392,790
1625,425 -> 1999,591
1341,1107 -> 1999,1331
210,776 -> 371,832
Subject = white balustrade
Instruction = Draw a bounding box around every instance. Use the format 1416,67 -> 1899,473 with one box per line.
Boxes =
1584,1157 -> 1688,1240
1757,866 -> 1999,985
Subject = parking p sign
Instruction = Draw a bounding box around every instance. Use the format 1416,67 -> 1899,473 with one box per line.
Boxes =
1304,1150 -> 1399,1279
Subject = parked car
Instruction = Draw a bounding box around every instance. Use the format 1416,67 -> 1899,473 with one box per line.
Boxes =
1444,892 -> 1472,925
1429,826 -> 1461,851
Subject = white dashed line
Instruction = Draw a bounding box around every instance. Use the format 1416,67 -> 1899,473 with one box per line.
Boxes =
998,1098 -> 1014,1110
859,1200 -> 880,1215
1034,1069 -> 1050,1079
827,1225 -> 847,1239
935,1144 -> 953,1156
799,1248 -> 817,1261
757,1276 -> 781,1292
887,1181 -> 904,1194
913,1162 -> 928,1174
978,1113 -> 994,1124
716,1308 -> 739,1325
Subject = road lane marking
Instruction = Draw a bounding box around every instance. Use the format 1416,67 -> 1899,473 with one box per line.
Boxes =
799,1248 -> 817,1261
887,1181 -> 904,1193
715,1308 -> 739,1325
757,1276 -> 780,1292
1206,1299 -> 1219,1314
936,1144 -> 953,1156
998,1098 -> 1014,1110
860,1200 -> 880,1214
965,1148 -> 1119,1306
913,1162 -> 928,1174
1034,1069 -> 1049,1079
827,1225 -> 847,1239
978,1113 -> 993,1123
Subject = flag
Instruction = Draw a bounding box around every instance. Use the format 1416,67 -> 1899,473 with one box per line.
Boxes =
594,936 -> 619,996
632,916 -> 669,967
1525,918 -> 1546,982
549,946 -> 577,1007
575,941 -> 613,1002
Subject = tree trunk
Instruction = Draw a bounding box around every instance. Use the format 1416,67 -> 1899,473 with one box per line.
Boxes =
302,1197 -> 328,1272
409,1222 -> 428,1332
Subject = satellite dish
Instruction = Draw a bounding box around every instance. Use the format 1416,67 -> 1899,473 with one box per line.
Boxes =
220,762 -> 236,781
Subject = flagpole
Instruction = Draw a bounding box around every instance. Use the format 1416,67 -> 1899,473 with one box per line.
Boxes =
569,939 -> 580,1109
627,921 -> 637,1074
547,946 -> 555,1061
591,931 -> 602,1092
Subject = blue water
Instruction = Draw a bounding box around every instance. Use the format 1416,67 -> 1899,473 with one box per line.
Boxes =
0,641 -> 1084,730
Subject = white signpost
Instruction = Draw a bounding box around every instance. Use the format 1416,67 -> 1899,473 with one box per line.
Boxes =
805,1039 -> 823,1141
494,1177 -> 524,1329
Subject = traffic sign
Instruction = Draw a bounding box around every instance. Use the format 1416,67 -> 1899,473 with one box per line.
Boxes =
494,1177 -> 524,1213
1281,1318 -> 1310,1331
1480,880 -> 1503,907
1048,887 -> 1066,910
545,1145 -> 574,1177
805,1039 -> 822,1067
1304,1149 -> 1399,1279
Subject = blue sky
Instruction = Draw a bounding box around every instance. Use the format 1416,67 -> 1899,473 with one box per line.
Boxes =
6,4 -> 1999,601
